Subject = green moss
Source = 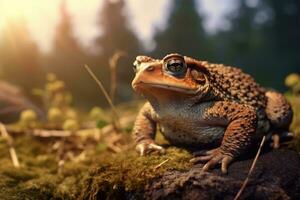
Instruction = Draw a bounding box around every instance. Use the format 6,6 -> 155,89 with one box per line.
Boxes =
0,132 -> 192,199
81,147 -> 192,199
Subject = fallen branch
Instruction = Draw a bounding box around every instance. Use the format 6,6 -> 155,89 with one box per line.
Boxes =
0,123 -> 20,168
32,129 -> 72,137
6,114 -> 136,139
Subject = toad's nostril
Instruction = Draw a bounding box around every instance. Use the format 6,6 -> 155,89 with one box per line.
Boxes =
146,66 -> 154,71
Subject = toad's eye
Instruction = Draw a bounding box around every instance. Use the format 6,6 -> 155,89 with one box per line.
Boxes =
164,59 -> 187,76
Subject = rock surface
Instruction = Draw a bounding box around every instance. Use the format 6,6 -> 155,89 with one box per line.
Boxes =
146,148 -> 300,200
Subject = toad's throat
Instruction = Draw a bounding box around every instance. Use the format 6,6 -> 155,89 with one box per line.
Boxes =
138,81 -> 200,94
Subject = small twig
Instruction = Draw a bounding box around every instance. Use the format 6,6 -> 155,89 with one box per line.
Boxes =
0,123 -> 20,168
109,51 -> 126,103
234,135 -> 266,200
107,143 -> 122,153
6,114 -> 136,139
84,65 -> 121,130
154,159 -> 170,170
32,129 -> 72,137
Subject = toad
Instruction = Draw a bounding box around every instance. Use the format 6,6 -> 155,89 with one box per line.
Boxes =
131,53 -> 293,173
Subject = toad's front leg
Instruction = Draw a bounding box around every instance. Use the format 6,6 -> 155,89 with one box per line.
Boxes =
191,101 -> 258,174
133,103 -> 165,155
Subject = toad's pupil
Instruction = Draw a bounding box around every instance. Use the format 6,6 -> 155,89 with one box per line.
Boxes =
164,59 -> 186,76
168,62 -> 183,72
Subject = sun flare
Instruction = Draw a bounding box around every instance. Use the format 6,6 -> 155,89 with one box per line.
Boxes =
0,0 -> 53,28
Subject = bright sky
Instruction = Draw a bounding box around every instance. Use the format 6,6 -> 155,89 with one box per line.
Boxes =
0,0 -> 237,52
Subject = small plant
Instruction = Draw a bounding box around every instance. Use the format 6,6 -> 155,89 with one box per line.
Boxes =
285,73 -> 300,151
285,73 -> 300,96
32,73 -> 80,130
63,119 -> 79,131
47,107 -> 64,124
19,109 -> 38,129
89,106 -> 104,120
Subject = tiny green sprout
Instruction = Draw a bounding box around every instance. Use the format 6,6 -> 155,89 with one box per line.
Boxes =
47,107 -> 64,123
89,107 -> 104,120
20,109 -> 37,123
285,73 -> 300,88
63,119 -> 79,131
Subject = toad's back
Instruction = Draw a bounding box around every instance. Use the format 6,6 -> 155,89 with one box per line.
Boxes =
203,63 -> 292,129
203,63 -> 267,109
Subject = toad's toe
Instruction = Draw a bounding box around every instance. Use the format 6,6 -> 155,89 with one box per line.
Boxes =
194,149 -> 233,174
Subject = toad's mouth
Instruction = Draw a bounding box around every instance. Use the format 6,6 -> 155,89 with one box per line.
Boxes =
135,81 -> 200,94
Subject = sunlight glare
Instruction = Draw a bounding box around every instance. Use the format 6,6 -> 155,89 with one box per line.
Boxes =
0,0 -> 35,27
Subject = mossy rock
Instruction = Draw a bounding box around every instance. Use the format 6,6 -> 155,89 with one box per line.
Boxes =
0,135 -> 192,200
81,148 -> 191,199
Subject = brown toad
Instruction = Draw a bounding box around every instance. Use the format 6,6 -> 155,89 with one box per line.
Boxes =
131,53 -> 293,173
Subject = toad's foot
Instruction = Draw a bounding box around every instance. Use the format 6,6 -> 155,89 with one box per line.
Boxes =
136,141 -> 166,156
190,148 -> 233,174
272,134 -> 280,149
271,132 -> 293,149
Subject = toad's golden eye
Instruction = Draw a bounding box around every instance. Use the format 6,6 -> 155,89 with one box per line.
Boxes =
164,59 -> 187,76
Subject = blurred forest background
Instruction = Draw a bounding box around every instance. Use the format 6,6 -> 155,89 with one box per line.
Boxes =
0,0 -> 299,109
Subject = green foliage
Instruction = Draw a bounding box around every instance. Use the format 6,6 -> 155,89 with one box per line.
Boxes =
96,120 -> 108,129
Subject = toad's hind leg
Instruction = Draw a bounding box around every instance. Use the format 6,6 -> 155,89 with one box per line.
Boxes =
265,91 -> 293,148
192,101 -> 258,174
266,91 -> 293,129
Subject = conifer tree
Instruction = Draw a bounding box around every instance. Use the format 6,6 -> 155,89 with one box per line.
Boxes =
95,0 -> 140,59
94,0 -> 141,102
47,0 -> 91,107
152,0 -> 212,60
215,0 -> 300,89
53,0 -> 83,54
